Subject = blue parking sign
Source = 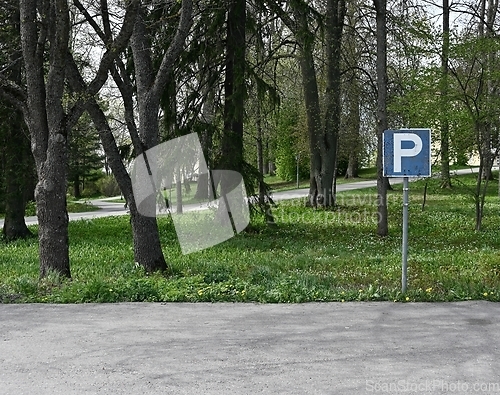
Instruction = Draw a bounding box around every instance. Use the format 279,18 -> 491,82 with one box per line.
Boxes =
383,129 -> 431,177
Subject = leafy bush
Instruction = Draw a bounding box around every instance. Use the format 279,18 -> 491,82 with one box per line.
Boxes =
80,181 -> 100,198
25,201 -> 36,216
274,102 -> 309,181
96,175 -> 121,197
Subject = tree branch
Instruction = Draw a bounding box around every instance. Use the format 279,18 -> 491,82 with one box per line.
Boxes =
150,0 -> 194,102
72,0 -> 140,97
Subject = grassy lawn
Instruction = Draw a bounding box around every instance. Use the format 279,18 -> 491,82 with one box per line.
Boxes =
1,172 -> 499,303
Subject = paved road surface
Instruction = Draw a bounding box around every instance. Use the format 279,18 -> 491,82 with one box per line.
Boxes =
1,301 -> 499,394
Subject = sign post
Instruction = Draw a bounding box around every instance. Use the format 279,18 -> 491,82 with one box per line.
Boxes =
383,129 -> 431,293
402,177 -> 409,293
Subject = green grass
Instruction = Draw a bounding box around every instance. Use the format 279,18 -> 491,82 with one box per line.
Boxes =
1,173 -> 499,303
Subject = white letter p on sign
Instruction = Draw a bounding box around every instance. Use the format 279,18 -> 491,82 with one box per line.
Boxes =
394,133 -> 423,173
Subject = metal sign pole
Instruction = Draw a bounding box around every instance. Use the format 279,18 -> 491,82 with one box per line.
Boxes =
402,177 -> 409,293
383,129 -> 431,294
296,153 -> 300,189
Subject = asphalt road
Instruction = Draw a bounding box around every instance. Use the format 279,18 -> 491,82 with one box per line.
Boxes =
1,301 -> 499,394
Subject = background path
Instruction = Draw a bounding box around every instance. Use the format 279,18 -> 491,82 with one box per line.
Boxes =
0,167 -> 480,228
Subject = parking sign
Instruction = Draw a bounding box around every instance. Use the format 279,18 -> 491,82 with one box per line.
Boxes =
383,129 -> 431,177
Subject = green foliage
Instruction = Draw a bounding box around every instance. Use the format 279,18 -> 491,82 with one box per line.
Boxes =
80,180 -> 101,198
1,174 -> 500,303
96,175 -> 121,197
68,113 -> 105,198
274,102 -> 309,181
24,201 -> 36,216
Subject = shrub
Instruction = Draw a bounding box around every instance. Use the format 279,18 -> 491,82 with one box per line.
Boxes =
25,201 -> 36,216
96,175 -> 121,197
80,181 -> 100,198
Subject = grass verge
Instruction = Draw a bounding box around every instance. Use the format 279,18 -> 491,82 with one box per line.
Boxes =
0,173 -> 499,303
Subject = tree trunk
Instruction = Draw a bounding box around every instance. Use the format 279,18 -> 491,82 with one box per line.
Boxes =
127,1 -> 193,271
73,174 -> 81,199
36,133 -> 70,278
374,0 -> 389,236
343,1 -> 361,180
194,94 -> 215,201
220,0 -> 246,174
129,199 -> 168,272
84,96 -> 168,273
216,0 -> 246,225
345,153 -> 359,179
176,168 -> 183,214
1,35 -> 32,241
2,116 -> 33,240
195,173 -> 210,200
20,0 -> 71,278
297,29 -> 322,207
286,1 -> 344,208
440,0 -> 452,188
257,119 -> 265,205
322,0 -> 346,207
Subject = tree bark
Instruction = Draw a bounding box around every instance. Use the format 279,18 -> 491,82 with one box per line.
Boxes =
84,96 -> 168,272
274,0 -> 345,208
219,0 -> 246,176
20,0 -> 71,277
299,46 -> 323,207
440,0 -> 452,188
194,88 -> 215,201
322,0 -> 346,206
374,0 -> 389,236
343,1 -> 361,180
128,0 -> 192,270
73,174 -> 81,199
1,8 -> 33,241
288,3 -> 323,207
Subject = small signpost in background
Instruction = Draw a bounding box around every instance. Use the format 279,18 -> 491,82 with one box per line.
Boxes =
383,129 -> 431,293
